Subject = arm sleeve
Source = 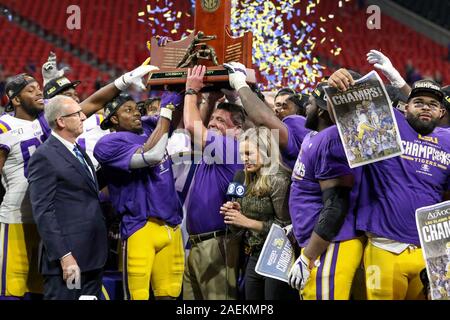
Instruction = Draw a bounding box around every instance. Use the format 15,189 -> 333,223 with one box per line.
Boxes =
129,133 -> 168,168
27,152 -> 70,261
94,134 -> 141,172
313,186 -> 352,241
259,173 -> 292,237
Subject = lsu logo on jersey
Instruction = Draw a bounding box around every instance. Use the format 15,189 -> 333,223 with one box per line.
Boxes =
418,134 -> 438,144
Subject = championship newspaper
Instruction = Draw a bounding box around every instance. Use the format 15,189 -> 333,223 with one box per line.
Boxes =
416,201 -> 450,300
255,224 -> 295,283
324,71 -> 403,168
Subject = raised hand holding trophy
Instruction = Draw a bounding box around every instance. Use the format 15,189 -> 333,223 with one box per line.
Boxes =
147,0 -> 256,90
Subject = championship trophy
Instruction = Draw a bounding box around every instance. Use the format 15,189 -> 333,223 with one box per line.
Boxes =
146,0 -> 256,90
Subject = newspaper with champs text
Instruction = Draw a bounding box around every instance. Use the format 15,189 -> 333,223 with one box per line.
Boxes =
324,71 -> 403,168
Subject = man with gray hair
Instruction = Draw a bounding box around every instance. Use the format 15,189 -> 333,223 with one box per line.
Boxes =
27,95 -> 108,300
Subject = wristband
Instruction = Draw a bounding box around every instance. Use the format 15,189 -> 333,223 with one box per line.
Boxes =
160,107 -> 173,121
185,88 -> 199,96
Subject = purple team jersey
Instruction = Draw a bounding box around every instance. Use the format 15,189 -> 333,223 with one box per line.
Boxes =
357,109 -> 450,246
186,130 -> 243,235
37,111 -> 51,141
281,115 -> 310,169
94,118 -> 182,239
289,126 -> 359,247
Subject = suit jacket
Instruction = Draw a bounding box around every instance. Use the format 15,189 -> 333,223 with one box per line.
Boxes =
28,134 -> 108,275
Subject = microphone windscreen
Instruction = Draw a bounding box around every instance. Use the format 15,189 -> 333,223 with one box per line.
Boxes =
232,170 -> 245,185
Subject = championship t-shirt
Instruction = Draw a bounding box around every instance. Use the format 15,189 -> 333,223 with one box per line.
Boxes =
357,109 -> 450,246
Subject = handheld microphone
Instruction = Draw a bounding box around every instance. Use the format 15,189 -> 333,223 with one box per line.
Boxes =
224,170 -> 246,301
226,170 -> 246,202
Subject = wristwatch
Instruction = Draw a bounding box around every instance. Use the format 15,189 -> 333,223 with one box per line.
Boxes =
185,88 -> 198,96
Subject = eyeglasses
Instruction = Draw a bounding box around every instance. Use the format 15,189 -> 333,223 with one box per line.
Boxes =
412,101 -> 442,111
60,110 -> 83,118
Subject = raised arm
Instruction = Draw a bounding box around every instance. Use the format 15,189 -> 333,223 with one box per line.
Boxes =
183,65 -> 208,149
224,62 -> 290,149
80,65 -> 159,118
130,91 -> 183,169
367,50 -> 411,97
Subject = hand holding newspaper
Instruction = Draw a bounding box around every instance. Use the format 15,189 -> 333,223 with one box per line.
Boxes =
324,71 -> 403,168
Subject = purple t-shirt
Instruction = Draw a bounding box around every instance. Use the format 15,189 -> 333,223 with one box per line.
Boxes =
357,109 -> 450,246
289,126 -> 359,247
281,115 -> 310,169
185,130 -> 243,235
93,118 -> 182,239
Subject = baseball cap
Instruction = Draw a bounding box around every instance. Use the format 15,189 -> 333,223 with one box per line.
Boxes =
5,73 -> 37,111
288,92 -> 310,110
43,76 -> 80,99
101,92 -> 134,130
311,82 -> 328,110
408,79 -> 444,103
442,85 -> 450,111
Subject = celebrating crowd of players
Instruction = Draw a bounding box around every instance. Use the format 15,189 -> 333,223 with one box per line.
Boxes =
0,45 -> 449,300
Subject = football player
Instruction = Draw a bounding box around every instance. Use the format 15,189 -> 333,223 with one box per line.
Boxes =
330,64 -> 449,299
0,63 -> 155,299
287,81 -> 364,300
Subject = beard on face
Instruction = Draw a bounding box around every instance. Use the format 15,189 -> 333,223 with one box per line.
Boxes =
19,97 -> 41,118
406,112 -> 438,135
305,109 -> 319,131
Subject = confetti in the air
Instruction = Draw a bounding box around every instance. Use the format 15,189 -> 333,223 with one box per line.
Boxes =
3,9 -> 12,21
137,0 -> 350,91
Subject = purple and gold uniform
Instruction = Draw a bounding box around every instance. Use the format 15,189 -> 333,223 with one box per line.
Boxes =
0,111 -> 50,298
289,126 -> 363,300
357,109 -> 450,300
94,117 -> 183,300
280,115 -> 310,169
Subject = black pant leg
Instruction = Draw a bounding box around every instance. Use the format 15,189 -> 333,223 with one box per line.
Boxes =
80,269 -> 104,298
244,256 -> 265,300
265,276 -> 300,300
43,275 -> 80,300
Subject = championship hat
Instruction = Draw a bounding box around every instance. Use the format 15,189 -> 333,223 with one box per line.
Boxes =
43,76 -> 80,99
408,79 -> 444,103
101,92 -> 134,130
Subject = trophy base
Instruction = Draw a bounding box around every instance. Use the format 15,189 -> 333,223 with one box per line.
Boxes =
147,66 -> 256,91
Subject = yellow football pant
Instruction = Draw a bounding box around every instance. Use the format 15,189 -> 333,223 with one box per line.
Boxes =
122,218 -> 184,300
301,238 -> 364,300
0,223 -> 43,297
363,240 -> 425,300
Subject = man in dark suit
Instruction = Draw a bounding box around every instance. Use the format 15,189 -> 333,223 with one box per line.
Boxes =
28,95 -> 108,300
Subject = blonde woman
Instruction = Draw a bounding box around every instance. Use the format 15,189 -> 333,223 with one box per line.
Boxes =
220,126 -> 298,300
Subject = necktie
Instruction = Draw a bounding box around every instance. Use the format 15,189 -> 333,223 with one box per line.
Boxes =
73,146 -> 94,181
